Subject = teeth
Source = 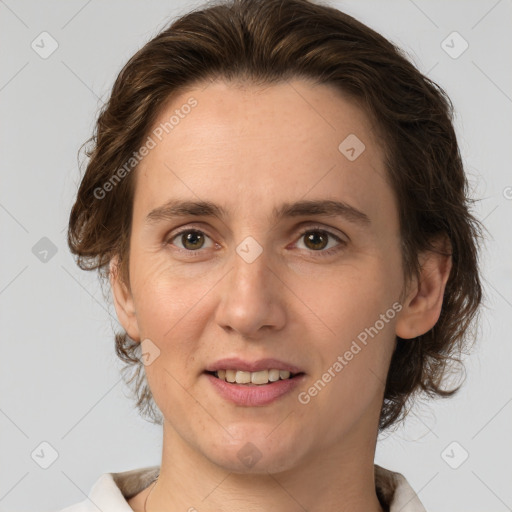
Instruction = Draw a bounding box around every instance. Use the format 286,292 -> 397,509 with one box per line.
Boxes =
251,370 -> 269,385
214,368 -> 295,385
236,371 -> 251,384
268,369 -> 280,382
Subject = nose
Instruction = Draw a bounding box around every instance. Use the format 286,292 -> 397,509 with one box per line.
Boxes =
214,246 -> 287,339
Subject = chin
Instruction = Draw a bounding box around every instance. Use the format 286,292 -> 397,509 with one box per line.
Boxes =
204,430 -> 305,474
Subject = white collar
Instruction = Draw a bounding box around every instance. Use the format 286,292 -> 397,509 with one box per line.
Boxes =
58,464 -> 426,512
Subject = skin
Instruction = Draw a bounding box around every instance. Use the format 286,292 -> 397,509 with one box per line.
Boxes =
110,78 -> 452,512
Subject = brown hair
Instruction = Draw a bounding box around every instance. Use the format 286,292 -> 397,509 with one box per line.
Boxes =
67,0 -> 484,431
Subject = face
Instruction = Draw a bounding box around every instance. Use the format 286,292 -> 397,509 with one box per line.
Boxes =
113,78 -> 409,473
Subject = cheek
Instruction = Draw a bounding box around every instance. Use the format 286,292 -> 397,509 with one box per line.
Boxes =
295,257 -> 401,339
296,256 -> 400,397
298,289 -> 397,442
131,260 -> 213,412
129,249 -> 212,336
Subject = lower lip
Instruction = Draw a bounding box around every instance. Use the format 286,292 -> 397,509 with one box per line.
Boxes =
204,372 -> 306,406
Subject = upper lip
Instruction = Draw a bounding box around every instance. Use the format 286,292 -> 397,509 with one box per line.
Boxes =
205,357 -> 305,374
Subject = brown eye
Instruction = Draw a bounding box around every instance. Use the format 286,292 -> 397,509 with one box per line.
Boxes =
168,229 -> 214,251
303,231 -> 328,250
295,227 -> 346,256
181,231 -> 205,250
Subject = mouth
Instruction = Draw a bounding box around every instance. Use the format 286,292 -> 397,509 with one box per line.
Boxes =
204,369 -> 307,406
204,369 -> 305,386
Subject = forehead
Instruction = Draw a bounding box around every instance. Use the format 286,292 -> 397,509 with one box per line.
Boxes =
133,78 -> 395,231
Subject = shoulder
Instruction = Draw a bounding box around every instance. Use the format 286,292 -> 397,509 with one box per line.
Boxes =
374,464 -> 427,512
52,466 -> 160,512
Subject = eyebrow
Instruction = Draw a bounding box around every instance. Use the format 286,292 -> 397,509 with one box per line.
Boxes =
144,199 -> 371,226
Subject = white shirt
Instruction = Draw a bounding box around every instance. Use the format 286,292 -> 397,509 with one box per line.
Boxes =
55,464 -> 427,512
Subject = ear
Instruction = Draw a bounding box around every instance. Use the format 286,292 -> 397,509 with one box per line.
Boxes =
109,256 -> 141,342
396,236 -> 452,339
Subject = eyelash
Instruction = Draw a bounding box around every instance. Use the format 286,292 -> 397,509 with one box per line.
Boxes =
165,225 -> 346,258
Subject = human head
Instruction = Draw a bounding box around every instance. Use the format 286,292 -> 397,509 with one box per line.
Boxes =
67,0 -> 483,432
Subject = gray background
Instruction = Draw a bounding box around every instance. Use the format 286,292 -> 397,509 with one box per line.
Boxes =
1,0 -> 511,510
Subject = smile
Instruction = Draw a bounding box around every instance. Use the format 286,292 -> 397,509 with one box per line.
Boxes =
204,371 -> 306,406
207,369 -> 302,385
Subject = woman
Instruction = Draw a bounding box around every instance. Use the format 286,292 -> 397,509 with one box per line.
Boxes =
62,0 -> 483,510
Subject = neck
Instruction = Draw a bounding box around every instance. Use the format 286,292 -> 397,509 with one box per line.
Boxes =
144,422 -> 384,512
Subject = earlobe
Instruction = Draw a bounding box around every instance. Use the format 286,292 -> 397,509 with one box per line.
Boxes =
109,256 -> 141,342
395,237 -> 452,340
